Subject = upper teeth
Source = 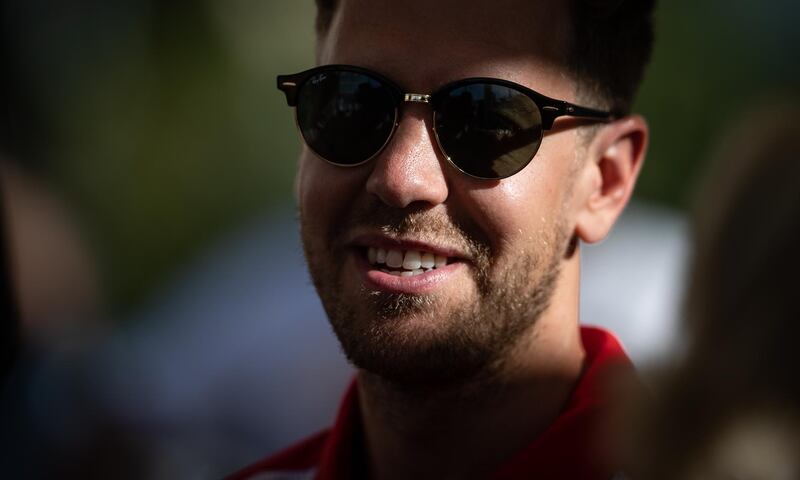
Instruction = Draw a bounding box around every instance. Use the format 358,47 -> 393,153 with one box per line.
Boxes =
367,247 -> 448,272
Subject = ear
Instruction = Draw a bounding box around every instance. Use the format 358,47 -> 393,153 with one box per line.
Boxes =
574,115 -> 648,244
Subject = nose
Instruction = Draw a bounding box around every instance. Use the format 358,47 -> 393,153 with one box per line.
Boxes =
365,108 -> 449,209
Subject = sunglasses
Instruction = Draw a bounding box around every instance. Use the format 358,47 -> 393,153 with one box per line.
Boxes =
277,64 -> 615,180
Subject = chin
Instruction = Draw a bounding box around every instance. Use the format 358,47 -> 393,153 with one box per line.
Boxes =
325,294 -> 506,387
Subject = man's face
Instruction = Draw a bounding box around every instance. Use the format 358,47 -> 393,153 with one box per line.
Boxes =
299,0 -> 585,385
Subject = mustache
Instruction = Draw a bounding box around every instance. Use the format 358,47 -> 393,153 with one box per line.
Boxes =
337,201 -> 491,260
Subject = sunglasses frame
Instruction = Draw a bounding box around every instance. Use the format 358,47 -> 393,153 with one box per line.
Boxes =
277,64 -> 616,180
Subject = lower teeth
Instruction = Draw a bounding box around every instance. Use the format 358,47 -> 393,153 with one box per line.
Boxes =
381,268 -> 431,277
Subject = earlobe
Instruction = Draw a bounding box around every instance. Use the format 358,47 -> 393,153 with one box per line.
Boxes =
575,115 -> 648,244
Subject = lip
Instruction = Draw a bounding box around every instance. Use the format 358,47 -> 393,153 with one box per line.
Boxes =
352,249 -> 464,294
346,233 -> 469,295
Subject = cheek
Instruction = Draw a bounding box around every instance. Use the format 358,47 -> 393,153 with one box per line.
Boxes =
458,162 -> 568,258
298,152 -> 335,235
297,150 -> 367,237
297,151 -> 318,207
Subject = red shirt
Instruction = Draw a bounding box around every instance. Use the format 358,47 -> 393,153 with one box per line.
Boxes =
228,326 -> 633,480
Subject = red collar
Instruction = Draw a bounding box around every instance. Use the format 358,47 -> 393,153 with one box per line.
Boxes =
320,326 -> 633,480
490,326 -> 634,479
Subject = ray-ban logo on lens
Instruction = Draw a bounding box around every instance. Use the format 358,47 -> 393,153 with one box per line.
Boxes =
311,74 -> 328,85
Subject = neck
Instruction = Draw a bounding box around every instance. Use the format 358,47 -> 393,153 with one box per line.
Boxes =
357,251 -> 586,480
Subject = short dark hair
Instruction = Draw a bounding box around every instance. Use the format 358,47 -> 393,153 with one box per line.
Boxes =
313,0 -> 656,115
569,0 -> 657,114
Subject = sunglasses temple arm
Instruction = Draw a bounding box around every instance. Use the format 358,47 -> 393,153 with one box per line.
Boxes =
562,102 -> 617,121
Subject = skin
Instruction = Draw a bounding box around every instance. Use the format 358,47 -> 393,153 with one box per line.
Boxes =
296,0 -> 649,478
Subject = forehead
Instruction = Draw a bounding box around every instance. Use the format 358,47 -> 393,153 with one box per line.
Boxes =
318,0 -> 573,94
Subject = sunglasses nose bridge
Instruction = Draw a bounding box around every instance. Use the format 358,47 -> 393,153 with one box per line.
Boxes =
403,93 -> 432,104
399,92 -> 451,164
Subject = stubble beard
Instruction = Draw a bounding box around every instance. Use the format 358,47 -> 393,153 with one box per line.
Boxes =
300,205 -> 566,389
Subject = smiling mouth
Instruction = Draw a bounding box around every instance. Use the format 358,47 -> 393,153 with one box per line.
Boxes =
365,246 -> 451,277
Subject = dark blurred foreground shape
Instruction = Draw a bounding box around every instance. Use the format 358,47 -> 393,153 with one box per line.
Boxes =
630,97 -> 800,479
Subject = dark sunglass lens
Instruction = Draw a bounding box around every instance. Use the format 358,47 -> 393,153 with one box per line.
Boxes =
434,83 -> 542,179
297,70 -> 396,166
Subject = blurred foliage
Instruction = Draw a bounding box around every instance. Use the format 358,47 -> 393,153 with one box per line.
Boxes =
635,0 -> 799,209
3,0 -> 798,313
5,1 -> 316,312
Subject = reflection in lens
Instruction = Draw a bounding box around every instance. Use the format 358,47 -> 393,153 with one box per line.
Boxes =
297,71 -> 396,165
434,83 -> 542,178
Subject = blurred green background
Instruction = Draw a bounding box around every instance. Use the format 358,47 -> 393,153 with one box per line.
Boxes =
4,0 -> 798,315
